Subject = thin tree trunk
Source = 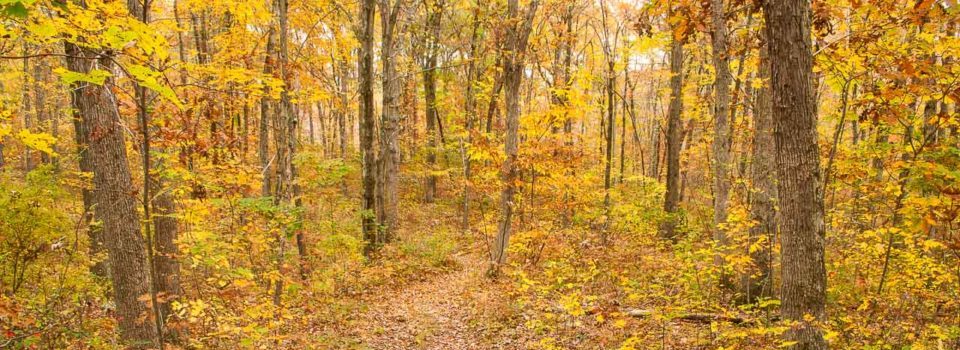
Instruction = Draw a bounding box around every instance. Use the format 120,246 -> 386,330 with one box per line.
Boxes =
359,0 -> 380,256
461,7 -> 481,232
763,0 -> 828,347
619,66 -> 628,184
422,0 -> 443,204
489,0 -> 539,277
661,25 -> 684,241
337,57 -> 349,159
602,57 -> 615,238
22,43 -> 34,173
711,0 -> 733,281
561,4 -> 575,143
318,102 -> 328,156
34,57 -> 51,165
127,0 -> 180,342
741,30 -> 775,305
309,104 -> 316,145
273,0 -> 305,281
260,27 -> 276,197
599,0 -> 616,242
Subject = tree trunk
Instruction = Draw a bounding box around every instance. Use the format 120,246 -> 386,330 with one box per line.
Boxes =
359,0 -> 380,256
661,27 -> 684,241
63,38 -> 158,350
602,57 -> 615,237
561,6 -> 574,143
763,0 -> 828,347
489,0 -> 539,277
337,57 -> 349,159
126,0 -> 180,342
741,30 -> 775,305
379,0 -> 403,241
710,0 -> 733,286
260,27 -> 276,197
33,57 -> 51,165
619,66 -> 628,184
422,0 -> 443,204
22,43 -> 34,173
461,7 -> 481,232
273,0 -> 305,281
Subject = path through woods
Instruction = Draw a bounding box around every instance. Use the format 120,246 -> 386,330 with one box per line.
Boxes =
348,249 -> 528,349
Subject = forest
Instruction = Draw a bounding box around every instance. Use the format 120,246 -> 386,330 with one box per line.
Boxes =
0,0 -> 958,348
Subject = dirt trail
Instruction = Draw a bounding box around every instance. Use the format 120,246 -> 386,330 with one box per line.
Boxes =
350,251 -> 511,350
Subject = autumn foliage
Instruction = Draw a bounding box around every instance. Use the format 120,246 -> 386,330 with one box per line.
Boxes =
0,0 -> 959,348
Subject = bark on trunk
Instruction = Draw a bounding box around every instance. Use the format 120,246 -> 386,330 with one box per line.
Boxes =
489,0 -> 539,277
422,0 -> 443,203
22,44 -> 34,173
661,28 -> 684,241
260,27 -> 276,197
63,40 -> 158,349
763,0 -> 828,347
359,0 -> 380,255
710,0 -> 733,276
379,0 -> 403,241
461,7 -> 481,232
741,30 -> 775,305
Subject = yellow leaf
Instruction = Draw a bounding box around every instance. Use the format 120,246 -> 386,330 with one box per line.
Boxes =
17,129 -> 57,155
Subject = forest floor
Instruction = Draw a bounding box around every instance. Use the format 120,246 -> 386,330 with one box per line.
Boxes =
346,246 -> 529,349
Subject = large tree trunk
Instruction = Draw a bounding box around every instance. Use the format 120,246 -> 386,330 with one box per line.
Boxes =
740,30 -> 775,305
710,0 -> 732,276
63,39 -> 158,350
359,0 -> 380,256
379,0 -> 403,241
69,80 -> 106,278
489,0 -> 539,277
763,0 -> 828,348
660,26 -> 684,241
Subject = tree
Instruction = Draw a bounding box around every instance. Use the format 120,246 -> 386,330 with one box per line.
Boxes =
741,26 -> 775,305
461,5 -> 482,231
359,0 -> 380,255
598,0 -> 620,241
421,0 -> 444,204
63,16 -> 159,350
489,0 -> 540,277
709,0 -> 732,278
660,8 -> 685,242
763,0 -> 828,347
378,0 -> 405,241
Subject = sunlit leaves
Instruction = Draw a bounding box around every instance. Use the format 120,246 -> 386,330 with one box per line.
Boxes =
126,64 -> 183,109
16,129 -> 56,155
54,67 -> 112,85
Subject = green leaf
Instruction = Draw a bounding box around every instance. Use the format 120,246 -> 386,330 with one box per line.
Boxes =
1,2 -> 28,18
54,67 -> 112,86
127,64 -> 183,109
